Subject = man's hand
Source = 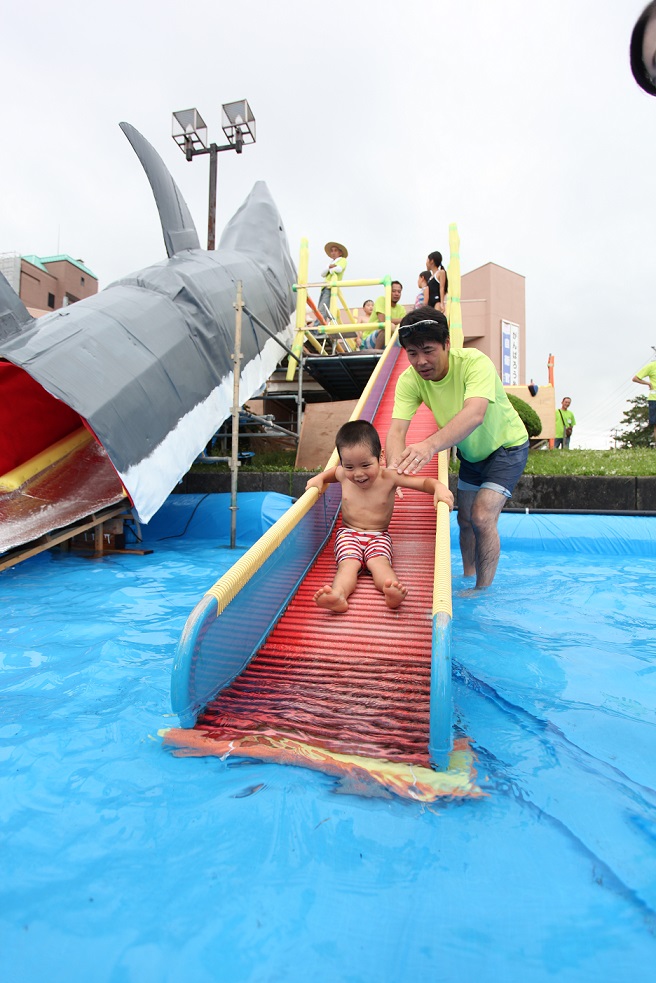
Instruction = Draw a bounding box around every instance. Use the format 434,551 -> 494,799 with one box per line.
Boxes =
396,439 -> 437,474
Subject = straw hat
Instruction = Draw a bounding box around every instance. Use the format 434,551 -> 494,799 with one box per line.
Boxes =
324,241 -> 348,258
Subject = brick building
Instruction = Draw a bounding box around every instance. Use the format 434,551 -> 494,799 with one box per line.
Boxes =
0,252 -> 98,314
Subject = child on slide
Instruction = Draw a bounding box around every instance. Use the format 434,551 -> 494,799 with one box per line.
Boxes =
306,420 -> 453,613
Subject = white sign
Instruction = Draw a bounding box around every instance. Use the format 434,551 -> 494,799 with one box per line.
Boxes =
501,319 -> 520,385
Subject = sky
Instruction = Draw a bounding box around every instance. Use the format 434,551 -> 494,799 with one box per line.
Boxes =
2,0 -> 655,448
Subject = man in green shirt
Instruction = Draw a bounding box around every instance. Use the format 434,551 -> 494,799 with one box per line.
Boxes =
632,359 -> 656,443
385,308 -> 528,589
555,397 -> 576,449
360,281 -> 406,350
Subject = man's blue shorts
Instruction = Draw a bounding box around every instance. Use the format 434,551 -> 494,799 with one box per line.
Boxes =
457,441 -> 529,499
649,401 -> 656,427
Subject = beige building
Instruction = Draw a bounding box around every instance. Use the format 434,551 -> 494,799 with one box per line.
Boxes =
0,252 -> 98,314
461,262 -> 525,382
461,261 -> 554,440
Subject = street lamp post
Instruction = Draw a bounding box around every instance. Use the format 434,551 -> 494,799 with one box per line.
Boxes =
171,101 -> 256,250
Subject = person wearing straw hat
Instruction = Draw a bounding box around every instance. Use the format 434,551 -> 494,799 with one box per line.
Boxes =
315,241 -> 348,324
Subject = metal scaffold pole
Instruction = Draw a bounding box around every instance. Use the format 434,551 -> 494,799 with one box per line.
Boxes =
230,282 -> 244,549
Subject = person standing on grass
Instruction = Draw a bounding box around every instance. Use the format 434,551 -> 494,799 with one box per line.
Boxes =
632,359 -> 656,444
555,397 -> 576,449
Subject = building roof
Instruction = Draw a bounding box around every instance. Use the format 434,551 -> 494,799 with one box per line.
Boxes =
39,255 -> 98,279
21,255 -> 50,273
21,254 -> 98,280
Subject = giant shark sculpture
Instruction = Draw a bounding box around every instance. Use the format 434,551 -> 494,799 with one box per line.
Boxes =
0,123 -> 296,554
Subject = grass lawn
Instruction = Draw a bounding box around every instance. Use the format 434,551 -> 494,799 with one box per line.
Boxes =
192,447 -> 656,477
522,448 -> 655,476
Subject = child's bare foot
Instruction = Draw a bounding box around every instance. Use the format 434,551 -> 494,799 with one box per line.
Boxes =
314,585 -> 349,613
383,579 -> 408,609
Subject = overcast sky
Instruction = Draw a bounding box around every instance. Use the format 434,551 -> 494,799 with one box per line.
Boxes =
2,0 -> 654,448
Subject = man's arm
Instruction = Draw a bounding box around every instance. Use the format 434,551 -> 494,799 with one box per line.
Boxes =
376,312 -> 404,325
385,418 -> 412,469
633,374 -> 651,388
393,397 -> 489,474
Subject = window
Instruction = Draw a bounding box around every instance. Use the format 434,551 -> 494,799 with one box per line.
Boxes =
47,293 -> 55,309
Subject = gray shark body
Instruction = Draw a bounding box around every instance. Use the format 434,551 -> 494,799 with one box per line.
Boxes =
0,123 -> 296,526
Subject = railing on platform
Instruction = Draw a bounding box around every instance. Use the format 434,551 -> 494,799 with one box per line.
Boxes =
286,238 -> 394,381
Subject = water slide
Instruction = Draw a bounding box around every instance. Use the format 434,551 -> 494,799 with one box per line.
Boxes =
163,343 -> 481,802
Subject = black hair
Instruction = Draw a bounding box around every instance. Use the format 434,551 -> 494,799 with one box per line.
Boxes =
631,2 -> 656,95
363,298 -> 374,306
427,251 -> 449,294
398,306 -> 449,348
391,280 -> 403,290
335,420 -> 381,459
417,270 -> 430,283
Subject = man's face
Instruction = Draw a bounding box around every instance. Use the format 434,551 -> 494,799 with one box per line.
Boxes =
404,338 -> 451,382
391,283 -> 402,304
562,398 -> 571,410
329,246 -> 342,260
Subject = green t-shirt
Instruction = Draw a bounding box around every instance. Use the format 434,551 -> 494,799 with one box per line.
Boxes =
635,360 -> 656,400
360,296 -> 406,339
392,347 -> 528,462
555,408 -> 576,437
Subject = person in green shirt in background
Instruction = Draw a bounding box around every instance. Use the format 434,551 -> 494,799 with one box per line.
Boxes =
555,397 -> 576,449
360,281 -> 406,350
632,359 -> 656,443
385,307 -> 528,589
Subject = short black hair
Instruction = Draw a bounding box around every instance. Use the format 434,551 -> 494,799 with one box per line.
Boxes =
335,420 -> 381,459
631,2 -> 656,95
391,280 -> 403,290
398,307 -> 449,348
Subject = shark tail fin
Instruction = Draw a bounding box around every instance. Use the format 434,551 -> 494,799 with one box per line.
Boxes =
0,272 -> 35,343
120,122 -> 201,258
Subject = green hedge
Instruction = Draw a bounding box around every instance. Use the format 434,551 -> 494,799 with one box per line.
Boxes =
507,393 -> 542,438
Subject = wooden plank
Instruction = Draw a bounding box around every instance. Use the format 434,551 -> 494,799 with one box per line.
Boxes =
0,504 -> 130,572
295,399 -> 357,471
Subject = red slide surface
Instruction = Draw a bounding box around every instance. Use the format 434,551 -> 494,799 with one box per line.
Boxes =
195,353 -> 445,768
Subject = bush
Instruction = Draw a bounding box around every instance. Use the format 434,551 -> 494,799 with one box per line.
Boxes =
507,393 -> 542,438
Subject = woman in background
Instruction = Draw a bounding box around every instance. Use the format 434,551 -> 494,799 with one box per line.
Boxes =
426,251 -> 448,314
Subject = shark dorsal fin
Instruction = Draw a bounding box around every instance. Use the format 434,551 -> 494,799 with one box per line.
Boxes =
0,271 -> 35,342
120,122 -> 201,258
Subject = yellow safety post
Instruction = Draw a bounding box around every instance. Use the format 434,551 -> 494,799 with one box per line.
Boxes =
336,288 -> 356,324
383,276 -> 392,347
447,224 -> 463,349
429,448 -> 453,768
287,238 -> 310,381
